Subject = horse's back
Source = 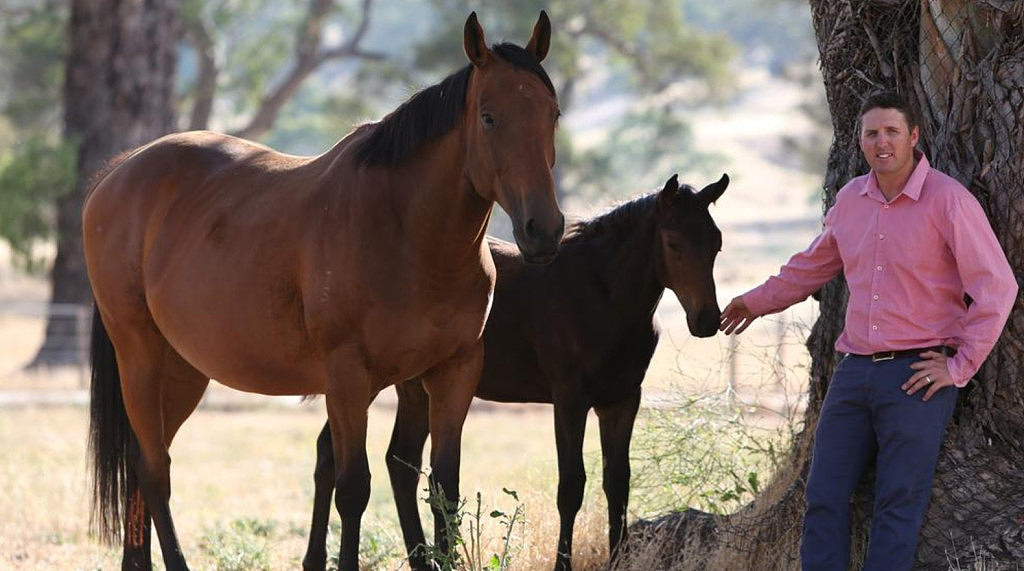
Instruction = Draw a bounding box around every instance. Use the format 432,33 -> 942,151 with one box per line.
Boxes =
82,131 -> 329,393
477,237 -> 657,405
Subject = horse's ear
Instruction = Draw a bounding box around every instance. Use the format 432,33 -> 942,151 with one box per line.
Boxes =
657,174 -> 680,210
697,173 -> 729,206
464,12 -> 491,68
525,10 -> 551,62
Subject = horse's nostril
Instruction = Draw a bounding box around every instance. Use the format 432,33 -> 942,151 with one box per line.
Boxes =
524,218 -> 538,238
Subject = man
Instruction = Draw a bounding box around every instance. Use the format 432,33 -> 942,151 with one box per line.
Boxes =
719,90 -> 1017,570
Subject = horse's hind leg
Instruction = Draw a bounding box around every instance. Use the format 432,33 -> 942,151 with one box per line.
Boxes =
387,380 -> 432,571
122,437 -> 152,570
302,422 -> 335,571
111,323 -> 209,570
594,389 -> 642,564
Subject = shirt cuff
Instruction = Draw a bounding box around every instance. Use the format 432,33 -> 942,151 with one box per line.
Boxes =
946,357 -> 970,388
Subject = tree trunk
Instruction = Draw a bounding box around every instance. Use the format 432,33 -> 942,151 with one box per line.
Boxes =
29,0 -> 179,368
624,1 -> 1023,568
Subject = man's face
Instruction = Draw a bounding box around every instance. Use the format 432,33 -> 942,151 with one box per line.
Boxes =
859,107 -> 919,179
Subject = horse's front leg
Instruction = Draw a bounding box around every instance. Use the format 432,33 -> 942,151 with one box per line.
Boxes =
325,352 -> 375,571
551,390 -> 590,571
387,380 -> 433,571
594,388 -> 642,564
421,343 -> 484,565
302,422 -> 335,571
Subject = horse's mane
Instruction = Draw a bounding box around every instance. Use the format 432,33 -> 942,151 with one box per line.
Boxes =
353,43 -> 555,167
562,194 -> 660,246
562,184 -> 703,246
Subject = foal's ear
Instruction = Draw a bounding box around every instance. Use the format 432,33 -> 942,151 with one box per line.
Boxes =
697,173 -> 729,206
657,174 -> 681,209
464,12 -> 491,68
525,10 -> 551,62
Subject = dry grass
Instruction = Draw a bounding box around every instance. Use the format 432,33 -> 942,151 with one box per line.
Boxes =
0,367 -> 807,571
0,397 -> 624,570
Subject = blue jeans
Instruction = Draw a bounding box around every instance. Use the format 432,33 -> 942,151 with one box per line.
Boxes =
800,354 -> 958,571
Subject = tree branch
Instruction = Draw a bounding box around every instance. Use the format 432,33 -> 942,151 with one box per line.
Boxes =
230,0 -> 379,141
182,16 -> 217,130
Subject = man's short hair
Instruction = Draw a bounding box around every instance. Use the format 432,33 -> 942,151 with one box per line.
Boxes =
859,90 -> 919,131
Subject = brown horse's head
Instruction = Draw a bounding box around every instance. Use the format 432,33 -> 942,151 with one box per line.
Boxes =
462,12 -> 564,264
654,174 -> 728,337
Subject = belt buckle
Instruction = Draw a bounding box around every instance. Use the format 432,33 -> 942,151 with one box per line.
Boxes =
872,351 -> 895,362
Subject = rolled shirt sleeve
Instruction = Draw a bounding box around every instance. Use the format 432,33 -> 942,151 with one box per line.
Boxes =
942,194 -> 1018,386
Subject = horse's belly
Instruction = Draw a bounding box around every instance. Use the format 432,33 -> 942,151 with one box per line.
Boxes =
148,285 -> 326,396
362,303 -> 489,384
169,332 -> 326,396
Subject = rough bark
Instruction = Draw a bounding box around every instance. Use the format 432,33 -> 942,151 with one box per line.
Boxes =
622,1 -> 1024,569
29,0 -> 180,367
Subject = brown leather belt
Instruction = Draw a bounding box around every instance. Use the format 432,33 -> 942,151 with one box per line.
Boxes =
850,345 -> 957,362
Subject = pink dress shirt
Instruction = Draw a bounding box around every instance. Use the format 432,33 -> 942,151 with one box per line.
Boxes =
743,152 -> 1017,386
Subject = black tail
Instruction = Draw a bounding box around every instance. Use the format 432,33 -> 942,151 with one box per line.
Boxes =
88,305 -> 131,544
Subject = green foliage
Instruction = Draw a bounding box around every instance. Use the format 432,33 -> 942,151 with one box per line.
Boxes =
199,518 -> 275,571
629,392 -> 794,515
179,0 -> 304,119
0,134 -> 77,273
323,518 -> 402,571
420,480 -> 526,571
0,1 -> 67,131
0,2 -> 71,272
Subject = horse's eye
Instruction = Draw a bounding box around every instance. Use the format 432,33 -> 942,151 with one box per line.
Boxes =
481,112 -> 496,129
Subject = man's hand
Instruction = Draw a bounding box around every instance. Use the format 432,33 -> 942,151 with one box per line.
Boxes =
720,296 -> 757,335
903,350 -> 956,401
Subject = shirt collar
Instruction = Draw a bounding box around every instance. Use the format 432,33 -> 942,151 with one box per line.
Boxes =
859,149 -> 930,202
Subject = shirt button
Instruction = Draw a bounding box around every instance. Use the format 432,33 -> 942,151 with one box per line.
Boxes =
873,294 -> 879,300
876,265 -> 883,271
872,325 -> 878,330
883,204 -> 890,209
879,234 -> 885,240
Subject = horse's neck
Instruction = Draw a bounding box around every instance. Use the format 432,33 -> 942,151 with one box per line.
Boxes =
601,212 -> 664,318
322,128 -> 492,262
400,135 -> 493,261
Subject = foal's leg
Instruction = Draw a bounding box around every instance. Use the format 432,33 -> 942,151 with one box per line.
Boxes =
302,422 -> 335,571
594,389 -> 642,564
387,380 -> 432,571
113,325 -> 208,571
551,394 -> 590,571
325,351 -> 375,571
421,344 -> 484,563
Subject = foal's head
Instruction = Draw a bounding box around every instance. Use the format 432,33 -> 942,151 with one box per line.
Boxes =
654,174 -> 728,337
462,12 -> 564,263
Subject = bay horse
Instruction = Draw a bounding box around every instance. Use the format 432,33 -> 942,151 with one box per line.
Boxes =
83,12 -> 563,571
304,174 -> 729,570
